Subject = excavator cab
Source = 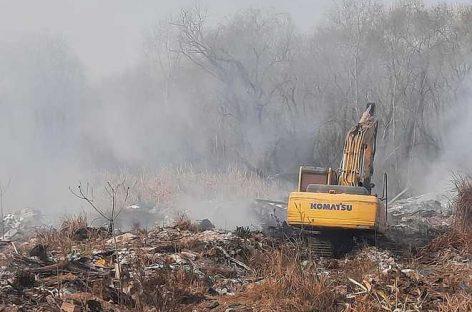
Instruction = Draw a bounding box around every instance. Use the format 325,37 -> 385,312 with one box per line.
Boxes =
297,166 -> 370,195
297,166 -> 337,192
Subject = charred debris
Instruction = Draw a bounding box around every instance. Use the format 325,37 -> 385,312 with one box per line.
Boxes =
0,185 -> 470,312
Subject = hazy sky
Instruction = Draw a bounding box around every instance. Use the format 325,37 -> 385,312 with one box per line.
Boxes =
0,0 -> 468,80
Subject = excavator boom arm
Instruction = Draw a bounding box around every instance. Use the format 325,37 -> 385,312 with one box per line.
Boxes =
338,103 -> 378,192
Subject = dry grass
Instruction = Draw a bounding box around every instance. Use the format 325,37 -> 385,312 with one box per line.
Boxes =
60,215 -> 88,236
34,215 -> 107,256
423,230 -> 472,256
129,165 -> 279,205
236,237 -> 471,312
172,212 -> 196,231
437,293 -> 472,312
420,175 -> 472,259
99,165 -> 286,210
132,269 -> 207,311
237,245 -> 339,312
452,174 -> 472,233
129,248 -> 207,312
408,177 -> 472,311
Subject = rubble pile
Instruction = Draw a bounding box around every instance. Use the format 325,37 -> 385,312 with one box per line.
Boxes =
1,208 -> 42,242
0,188 -> 470,311
0,220 -> 279,311
0,218 -> 469,311
387,193 -> 452,247
338,243 -> 471,311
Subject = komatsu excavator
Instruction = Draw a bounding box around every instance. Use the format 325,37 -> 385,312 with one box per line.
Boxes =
286,103 -> 387,254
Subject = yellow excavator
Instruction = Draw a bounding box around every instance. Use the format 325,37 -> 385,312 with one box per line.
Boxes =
285,103 -> 387,254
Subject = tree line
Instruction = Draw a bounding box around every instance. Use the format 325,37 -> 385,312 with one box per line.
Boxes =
136,0 -> 472,193
1,0 -> 471,196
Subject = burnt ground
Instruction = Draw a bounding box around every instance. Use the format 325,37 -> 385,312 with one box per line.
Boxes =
0,217 -> 470,312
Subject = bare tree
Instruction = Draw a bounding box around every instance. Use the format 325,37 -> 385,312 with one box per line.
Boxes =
134,1 -> 472,193
70,181 -> 131,233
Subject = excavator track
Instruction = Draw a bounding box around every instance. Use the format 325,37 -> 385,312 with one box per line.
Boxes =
352,231 -> 410,258
253,200 -> 410,258
304,235 -> 407,259
374,232 -> 412,258
306,236 -> 334,258
280,227 -> 408,258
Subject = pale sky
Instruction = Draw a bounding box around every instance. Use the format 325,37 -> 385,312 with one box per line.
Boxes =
0,0 -> 467,81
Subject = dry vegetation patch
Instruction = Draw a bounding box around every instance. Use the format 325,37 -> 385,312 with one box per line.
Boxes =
452,174 -> 472,234
240,246 -> 339,312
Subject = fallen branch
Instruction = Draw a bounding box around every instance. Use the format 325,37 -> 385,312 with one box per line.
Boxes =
215,245 -> 251,271
388,187 -> 409,205
27,261 -> 69,273
11,241 -> 18,254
